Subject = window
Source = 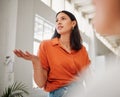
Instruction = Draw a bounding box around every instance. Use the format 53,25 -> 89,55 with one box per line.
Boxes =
33,14 -> 54,88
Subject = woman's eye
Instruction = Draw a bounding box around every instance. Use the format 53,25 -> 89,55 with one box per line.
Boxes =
56,19 -> 58,22
55,17 -> 66,22
61,17 -> 66,20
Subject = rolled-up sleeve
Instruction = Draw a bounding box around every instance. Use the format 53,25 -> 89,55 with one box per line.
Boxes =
37,41 -> 49,71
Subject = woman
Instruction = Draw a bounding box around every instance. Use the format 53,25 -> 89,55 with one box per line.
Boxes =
14,10 -> 90,97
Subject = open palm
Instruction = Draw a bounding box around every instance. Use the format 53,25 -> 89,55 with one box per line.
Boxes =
13,49 -> 38,61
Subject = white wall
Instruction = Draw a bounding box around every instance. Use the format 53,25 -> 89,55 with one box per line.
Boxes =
0,0 -> 55,96
0,0 -> 18,94
52,0 -> 65,12
14,0 -> 34,96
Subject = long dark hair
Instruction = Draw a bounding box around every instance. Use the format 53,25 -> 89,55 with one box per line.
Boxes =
52,10 -> 83,50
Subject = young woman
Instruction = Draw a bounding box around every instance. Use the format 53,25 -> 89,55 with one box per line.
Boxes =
14,10 -> 90,97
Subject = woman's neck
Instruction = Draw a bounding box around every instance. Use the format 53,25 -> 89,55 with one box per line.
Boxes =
60,35 -> 70,47
59,35 -> 71,53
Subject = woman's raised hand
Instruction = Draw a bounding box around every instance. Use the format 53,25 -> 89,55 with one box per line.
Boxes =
13,49 -> 38,61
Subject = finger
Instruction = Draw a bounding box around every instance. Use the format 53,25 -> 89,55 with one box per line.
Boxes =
13,49 -> 18,53
15,49 -> 27,58
25,51 -> 34,60
18,49 -> 27,57
25,51 -> 33,56
13,49 -> 23,57
18,50 -> 33,60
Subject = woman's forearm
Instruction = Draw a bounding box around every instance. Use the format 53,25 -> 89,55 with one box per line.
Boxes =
32,60 -> 47,88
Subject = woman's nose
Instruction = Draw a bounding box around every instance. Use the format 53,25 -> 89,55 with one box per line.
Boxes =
57,19 -> 62,24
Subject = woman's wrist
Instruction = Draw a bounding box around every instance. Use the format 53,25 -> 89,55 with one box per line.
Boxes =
31,56 -> 43,70
33,67 -> 42,70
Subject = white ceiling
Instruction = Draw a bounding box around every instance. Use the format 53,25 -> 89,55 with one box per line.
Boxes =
74,0 -> 95,19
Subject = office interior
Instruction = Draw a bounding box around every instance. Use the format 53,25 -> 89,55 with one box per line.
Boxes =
0,0 -> 120,97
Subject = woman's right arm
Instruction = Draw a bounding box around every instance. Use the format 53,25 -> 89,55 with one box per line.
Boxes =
13,49 -> 47,88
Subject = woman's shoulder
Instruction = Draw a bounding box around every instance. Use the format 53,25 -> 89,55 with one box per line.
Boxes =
79,45 -> 85,50
79,45 -> 88,52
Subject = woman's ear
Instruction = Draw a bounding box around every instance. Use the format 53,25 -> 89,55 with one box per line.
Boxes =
72,20 -> 76,28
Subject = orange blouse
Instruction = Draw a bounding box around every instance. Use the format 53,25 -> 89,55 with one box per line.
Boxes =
37,37 -> 90,92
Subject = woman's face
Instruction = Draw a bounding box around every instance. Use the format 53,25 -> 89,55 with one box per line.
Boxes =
92,0 -> 120,36
55,12 -> 76,35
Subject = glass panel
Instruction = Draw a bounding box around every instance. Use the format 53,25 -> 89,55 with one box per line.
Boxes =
33,41 -> 40,55
43,23 -> 54,40
34,15 -> 44,41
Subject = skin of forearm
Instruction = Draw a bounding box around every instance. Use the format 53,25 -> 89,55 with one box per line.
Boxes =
32,60 -> 47,88
34,69 -> 47,88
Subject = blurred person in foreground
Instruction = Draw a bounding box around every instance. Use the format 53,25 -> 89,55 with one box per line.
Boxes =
92,0 -> 120,36
83,0 -> 120,96
68,0 -> 120,97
